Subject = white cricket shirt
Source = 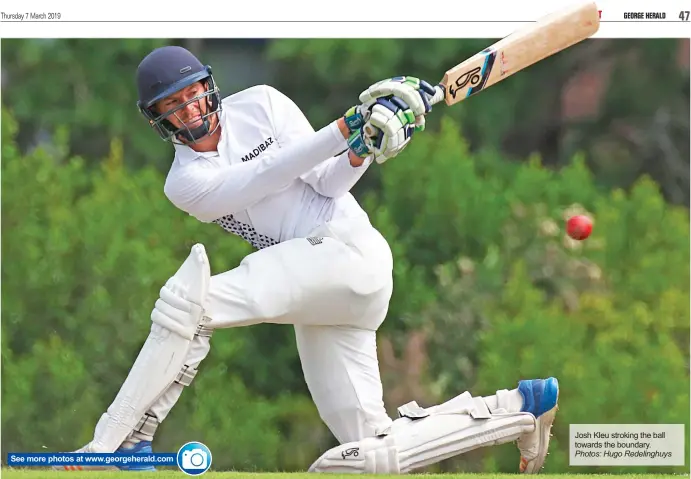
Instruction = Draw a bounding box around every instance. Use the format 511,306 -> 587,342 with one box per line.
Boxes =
164,85 -> 374,250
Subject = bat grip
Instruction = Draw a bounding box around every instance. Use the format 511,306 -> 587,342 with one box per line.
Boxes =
428,84 -> 446,106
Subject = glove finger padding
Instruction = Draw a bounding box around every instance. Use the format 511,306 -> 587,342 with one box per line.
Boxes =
364,97 -> 416,164
381,128 -> 414,163
359,76 -> 436,133
362,82 -> 425,118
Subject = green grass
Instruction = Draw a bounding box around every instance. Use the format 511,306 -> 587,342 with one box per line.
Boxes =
1,471 -> 683,479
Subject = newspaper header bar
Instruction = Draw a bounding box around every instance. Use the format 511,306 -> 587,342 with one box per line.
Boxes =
1,0 -> 689,37
2,0 -> 691,22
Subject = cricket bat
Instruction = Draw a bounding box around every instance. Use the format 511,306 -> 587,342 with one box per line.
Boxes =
427,0 -> 601,107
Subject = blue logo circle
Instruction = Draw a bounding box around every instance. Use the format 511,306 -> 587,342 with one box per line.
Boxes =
176,441 -> 212,475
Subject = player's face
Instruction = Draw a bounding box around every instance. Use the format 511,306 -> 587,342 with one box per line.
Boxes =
156,81 -> 210,130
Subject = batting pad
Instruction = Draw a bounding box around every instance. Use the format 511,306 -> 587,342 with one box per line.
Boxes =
86,244 -> 210,453
309,391 -> 536,474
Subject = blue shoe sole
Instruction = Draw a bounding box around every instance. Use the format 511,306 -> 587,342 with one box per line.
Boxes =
116,441 -> 157,471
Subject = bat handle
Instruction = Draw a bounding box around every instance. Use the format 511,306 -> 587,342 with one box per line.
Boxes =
428,84 -> 446,106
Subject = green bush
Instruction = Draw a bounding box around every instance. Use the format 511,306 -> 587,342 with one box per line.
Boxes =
1,106 -> 330,470
369,116 -> 690,473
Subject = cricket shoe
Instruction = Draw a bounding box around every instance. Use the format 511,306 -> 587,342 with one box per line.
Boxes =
516,377 -> 559,473
53,440 -> 156,471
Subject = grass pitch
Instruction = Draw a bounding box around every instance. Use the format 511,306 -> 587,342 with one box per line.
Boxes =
1,470 -> 683,479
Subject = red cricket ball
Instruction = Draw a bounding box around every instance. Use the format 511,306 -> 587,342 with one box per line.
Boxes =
566,215 -> 593,240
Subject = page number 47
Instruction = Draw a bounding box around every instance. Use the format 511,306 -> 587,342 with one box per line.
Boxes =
680,11 -> 690,21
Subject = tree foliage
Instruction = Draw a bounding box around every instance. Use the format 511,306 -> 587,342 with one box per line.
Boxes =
267,38 -> 690,204
2,39 -> 169,170
369,118 -> 689,473
1,106 -> 331,469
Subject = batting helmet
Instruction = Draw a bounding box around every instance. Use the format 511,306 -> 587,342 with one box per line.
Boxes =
136,45 -> 222,144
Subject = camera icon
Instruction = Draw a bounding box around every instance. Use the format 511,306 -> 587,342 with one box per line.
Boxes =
177,441 -> 212,475
182,449 -> 208,470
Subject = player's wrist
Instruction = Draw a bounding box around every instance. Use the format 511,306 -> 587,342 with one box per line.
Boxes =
348,150 -> 366,167
336,117 -> 351,140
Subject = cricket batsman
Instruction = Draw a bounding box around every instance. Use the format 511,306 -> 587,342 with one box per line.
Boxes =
59,45 -> 559,474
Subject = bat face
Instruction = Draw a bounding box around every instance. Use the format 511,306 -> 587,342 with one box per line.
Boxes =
439,1 -> 600,106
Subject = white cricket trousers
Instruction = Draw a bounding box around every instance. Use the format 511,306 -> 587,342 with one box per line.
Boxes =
150,214 -> 396,444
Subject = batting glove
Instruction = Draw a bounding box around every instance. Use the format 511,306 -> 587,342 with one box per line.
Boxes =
347,95 -> 416,164
359,76 -> 437,132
